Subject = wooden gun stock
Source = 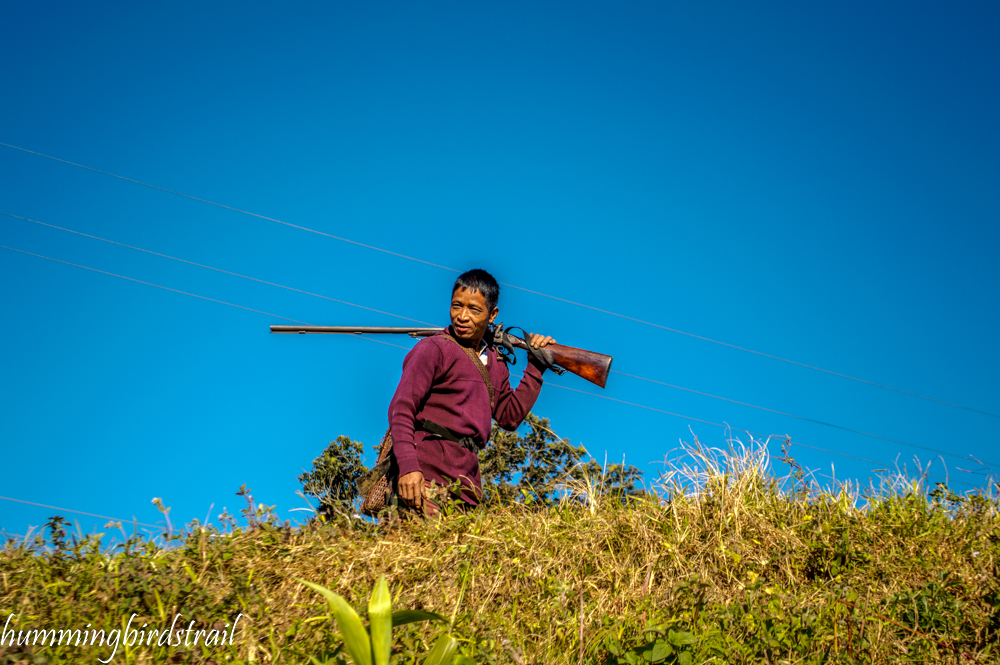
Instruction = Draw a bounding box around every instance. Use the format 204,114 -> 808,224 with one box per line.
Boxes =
507,337 -> 613,389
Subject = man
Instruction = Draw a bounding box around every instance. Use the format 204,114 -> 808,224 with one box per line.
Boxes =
387,269 -> 555,514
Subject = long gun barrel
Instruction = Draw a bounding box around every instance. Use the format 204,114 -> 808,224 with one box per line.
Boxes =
270,325 -> 613,388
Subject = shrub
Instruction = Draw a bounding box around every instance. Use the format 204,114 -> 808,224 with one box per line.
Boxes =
299,435 -> 369,517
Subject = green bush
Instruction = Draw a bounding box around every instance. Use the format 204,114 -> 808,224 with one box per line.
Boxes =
3,434 -> 998,664
299,435 -> 370,517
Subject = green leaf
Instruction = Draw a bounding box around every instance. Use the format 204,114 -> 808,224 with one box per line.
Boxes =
308,644 -> 345,665
298,579 -> 372,665
677,652 -> 692,665
391,609 -> 448,627
452,656 -> 478,665
650,640 -> 672,662
368,576 -> 392,665
667,630 -> 697,646
424,633 -> 458,665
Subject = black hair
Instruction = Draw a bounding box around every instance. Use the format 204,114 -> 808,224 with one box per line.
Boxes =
452,269 -> 500,311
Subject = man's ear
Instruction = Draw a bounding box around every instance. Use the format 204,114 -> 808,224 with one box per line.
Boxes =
489,307 -> 499,324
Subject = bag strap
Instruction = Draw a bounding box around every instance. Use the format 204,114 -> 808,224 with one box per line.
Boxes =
439,331 -> 495,412
420,418 -> 478,453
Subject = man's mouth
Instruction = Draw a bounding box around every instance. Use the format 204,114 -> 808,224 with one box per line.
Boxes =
454,324 -> 472,335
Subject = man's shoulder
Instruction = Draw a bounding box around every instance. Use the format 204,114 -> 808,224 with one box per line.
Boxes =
407,333 -> 459,362
415,331 -> 454,350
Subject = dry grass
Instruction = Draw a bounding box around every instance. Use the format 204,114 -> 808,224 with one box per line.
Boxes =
2,434 -> 998,664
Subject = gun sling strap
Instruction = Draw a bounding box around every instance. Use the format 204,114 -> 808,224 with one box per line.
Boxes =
359,330 -> 493,515
491,324 -> 567,375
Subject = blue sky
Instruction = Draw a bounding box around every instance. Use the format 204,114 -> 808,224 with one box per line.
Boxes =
2,1 -> 998,537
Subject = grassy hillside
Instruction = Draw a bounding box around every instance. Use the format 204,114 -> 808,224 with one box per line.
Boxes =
2,437 -> 998,664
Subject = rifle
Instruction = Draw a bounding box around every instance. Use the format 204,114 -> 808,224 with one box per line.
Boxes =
270,324 -> 613,388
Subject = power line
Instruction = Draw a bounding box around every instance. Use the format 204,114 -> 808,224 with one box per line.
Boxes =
1,244 -> 306,323
547,384 -> 979,488
0,244 -> 410,351
0,495 -> 162,530
610,370 -> 1000,469
6,212 -> 993,470
547,384 -> 898,468
513,289 -> 999,421
2,236 -> 992,474
0,143 -> 457,272
0,241 -> 988,487
1,210 -> 435,326
4,141 -> 996,420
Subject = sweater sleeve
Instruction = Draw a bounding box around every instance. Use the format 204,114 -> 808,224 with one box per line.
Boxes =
493,355 -> 546,431
387,340 -> 443,476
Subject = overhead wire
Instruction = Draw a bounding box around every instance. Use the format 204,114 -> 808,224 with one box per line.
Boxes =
0,244 -> 409,350
0,495 -> 162,530
611,370 -> 1000,469
3,141 -> 996,420
1,210 -> 435,326
547,384 -> 977,487
4,211 -> 995,470
0,143 -> 458,272
1,244 -> 305,322
0,241 -> 988,488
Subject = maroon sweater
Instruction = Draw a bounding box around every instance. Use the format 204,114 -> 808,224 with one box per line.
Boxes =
387,327 -> 545,505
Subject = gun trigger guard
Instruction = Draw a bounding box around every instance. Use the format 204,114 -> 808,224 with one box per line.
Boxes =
497,344 -> 516,365
490,322 -> 517,365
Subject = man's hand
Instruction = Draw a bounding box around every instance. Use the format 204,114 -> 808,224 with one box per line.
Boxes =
527,333 -> 556,349
398,470 -> 425,509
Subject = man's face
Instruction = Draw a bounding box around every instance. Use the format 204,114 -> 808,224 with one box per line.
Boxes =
450,287 -> 498,344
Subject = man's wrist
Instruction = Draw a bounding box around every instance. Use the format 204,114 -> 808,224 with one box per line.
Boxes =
395,454 -> 422,477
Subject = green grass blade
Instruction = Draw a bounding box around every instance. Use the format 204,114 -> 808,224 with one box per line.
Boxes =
368,575 -> 392,665
424,633 -> 458,665
298,579 -> 373,665
449,569 -> 469,630
391,609 -> 447,627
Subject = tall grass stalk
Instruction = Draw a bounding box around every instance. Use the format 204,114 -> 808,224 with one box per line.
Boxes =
2,434 -> 997,664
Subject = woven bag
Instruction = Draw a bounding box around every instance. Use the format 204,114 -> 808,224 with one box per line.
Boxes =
358,427 -> 393,517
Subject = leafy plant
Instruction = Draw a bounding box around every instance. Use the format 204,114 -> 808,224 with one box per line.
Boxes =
604,629 -> 698,664
299,575 -> 475,665
298,435 -> 370,517
3,431 -> 998,664
236,484 -> 278,528
482,413 -> 641,505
